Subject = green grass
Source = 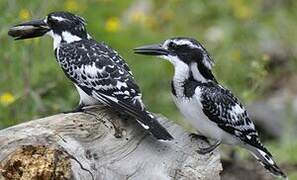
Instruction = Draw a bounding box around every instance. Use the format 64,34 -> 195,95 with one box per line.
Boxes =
0,1 -> 296,122
1,0 -> 297,176
1,0 -> 296,125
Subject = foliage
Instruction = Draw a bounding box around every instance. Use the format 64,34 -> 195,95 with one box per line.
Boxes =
0,0 -> 296,122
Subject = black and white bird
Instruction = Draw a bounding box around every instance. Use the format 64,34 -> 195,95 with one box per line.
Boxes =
8,11 -> 173,141
134,37 -> 287,178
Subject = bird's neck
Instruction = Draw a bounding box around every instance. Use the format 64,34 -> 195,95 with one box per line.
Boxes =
172,62 -> 217,97
171,63 -> 190,97
49,31 -> 92,50
189,62 -> 217,83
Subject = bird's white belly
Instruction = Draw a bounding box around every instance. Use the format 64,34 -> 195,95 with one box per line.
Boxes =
74,84 -> 99,105
173,96 -> 237,144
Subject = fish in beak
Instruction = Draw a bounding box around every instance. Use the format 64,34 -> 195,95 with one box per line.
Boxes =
8,19 -> 50,40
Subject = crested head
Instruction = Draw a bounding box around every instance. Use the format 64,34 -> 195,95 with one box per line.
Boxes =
134,37 -> 217,82
46,12 -> 87,37
8,11 -> 91,49
45,12 -> 90,48
162,37 -> 214,70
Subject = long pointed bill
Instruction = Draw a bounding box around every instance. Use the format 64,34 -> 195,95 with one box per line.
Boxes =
8,19 -> 50,40
134,44 -> 170,56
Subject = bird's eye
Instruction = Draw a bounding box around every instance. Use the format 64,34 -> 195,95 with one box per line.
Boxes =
47,16 -> 58,25
168,42 -> 177,49
47,16 -> 53,22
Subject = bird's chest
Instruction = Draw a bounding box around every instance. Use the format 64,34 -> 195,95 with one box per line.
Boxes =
172,95 -> 223,140
171,77 -> 201,99
171,81 -> 185,98
173,96 -> 204,121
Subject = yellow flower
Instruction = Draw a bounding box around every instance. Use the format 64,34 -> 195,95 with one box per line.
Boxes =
129,11 -> 158,30
228,0 -> 253,20
131,11 -> 146,23
18,9 -> 30,21
162,11 -> 173,22
105,17 -> 121,32
0,92 -> 15,106
236,6 -> 252,20
262,54 -> 270,61
231,50 -> 241,61
64,0 -> 79,12
145,17 -> 158,30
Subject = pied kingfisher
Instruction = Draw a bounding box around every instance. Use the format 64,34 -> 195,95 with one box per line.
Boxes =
8,11 -> 173,140
134,37 -> 287,178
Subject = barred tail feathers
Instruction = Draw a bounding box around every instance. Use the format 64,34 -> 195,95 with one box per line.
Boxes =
135,111 -> 173,141
246,144 -> 287,179
93,91 -> 173,140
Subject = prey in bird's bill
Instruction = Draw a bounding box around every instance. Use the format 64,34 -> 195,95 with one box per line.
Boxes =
134,37 -> 287,178
8,11 -> 173,141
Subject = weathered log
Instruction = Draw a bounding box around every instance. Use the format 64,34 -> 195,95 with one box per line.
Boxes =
0,107 -> 222,180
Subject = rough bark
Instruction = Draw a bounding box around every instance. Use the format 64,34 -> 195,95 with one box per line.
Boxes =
0,107 -> 222,180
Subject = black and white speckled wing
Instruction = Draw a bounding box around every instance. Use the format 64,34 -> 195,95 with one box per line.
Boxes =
99,41 -> 133,76
196,82 -> 286,177
57,39 -> 173,140
197,82 -> 263,148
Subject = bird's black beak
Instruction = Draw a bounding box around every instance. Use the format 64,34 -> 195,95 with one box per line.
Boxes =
8,19 -> 50,40
134,44 -> 170,56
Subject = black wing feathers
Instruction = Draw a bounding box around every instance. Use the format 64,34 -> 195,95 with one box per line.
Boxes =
58,40 -> 173,140
199,82 -> 265,150
91,90 -> 173,140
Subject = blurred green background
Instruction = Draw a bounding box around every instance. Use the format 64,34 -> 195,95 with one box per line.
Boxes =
0,0 -> 296,179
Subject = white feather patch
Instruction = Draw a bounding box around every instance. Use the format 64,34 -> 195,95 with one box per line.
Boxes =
136,119 -> 150,129
172,39 -> 199,49
257,149 -> 275,165
83,63 -> 100,77
231,104 -> 245,114
116,81 -> 128,89
62,31 -> 81,43
47,30 -> 62,49
74,84 -> 98,105
161,55 -> 189,82
51,16 -> 67,22
190,62 -> 207,82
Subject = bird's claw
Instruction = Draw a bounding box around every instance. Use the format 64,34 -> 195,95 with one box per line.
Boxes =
189,133 -> 210,144
195,140 -> 221,155
196,147 -> 214,155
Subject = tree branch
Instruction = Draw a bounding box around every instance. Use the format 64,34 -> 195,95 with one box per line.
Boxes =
0,107 -> 222,180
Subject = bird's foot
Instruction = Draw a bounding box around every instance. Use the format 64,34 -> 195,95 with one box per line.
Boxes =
114,110 -> 132,121
189,133 -> 210,144
63,104 -> 84,114
196,140 -> 221,155
104,114 -> 124,138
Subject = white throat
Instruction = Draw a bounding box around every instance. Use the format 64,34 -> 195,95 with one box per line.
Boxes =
173,62 -> 190,83
190,62 -> 207,82
165,55 -> 189,97
161,55 -> 190,82
47,30 -> 82,49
